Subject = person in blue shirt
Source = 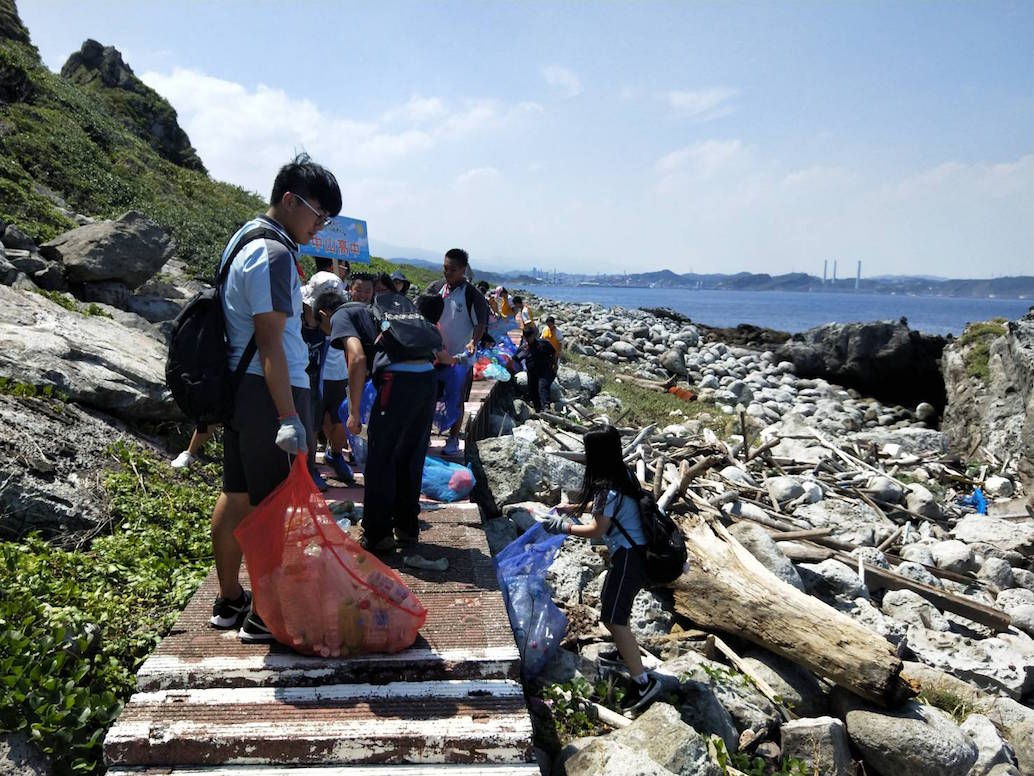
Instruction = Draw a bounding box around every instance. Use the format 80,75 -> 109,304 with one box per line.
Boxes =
543,426 -> 663,716
209,153 -> 342,643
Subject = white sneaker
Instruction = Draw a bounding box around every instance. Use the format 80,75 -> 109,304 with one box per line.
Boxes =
171,450 -> 196,469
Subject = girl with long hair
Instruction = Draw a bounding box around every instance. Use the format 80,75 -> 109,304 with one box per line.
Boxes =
543,425 -> 662,715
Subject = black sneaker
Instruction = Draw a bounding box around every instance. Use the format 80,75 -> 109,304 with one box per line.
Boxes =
210,589 -> 251,629
394,527 -> 419,546
360,534 -> 396,555
239,609 -> 274,643
620,674 -> 663,716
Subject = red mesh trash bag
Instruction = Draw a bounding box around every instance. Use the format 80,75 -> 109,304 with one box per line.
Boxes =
234,455 -> 426,656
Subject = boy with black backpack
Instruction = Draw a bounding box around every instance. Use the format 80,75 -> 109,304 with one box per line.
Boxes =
320,286 -> 442,554
205,154 -> 341,643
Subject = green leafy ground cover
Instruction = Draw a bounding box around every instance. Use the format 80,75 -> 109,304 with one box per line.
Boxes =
957,318 -> 1008,383
0,442 -> 219,773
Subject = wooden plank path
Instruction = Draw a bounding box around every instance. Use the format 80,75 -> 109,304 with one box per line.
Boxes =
105,370 -> 539,773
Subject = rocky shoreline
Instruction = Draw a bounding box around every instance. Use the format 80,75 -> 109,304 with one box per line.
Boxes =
469,292 -> 1034,775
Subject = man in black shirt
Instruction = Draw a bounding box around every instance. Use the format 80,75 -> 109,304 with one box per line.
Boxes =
320,292 -> 438,553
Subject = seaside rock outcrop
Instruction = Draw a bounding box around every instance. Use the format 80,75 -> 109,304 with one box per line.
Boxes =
0,390 -> 127,539
779,717 -> 853,776
777,319 -> 946,413
0,284 -> 175,420
941,310 -> 1034,498
40,211 -> 174,289
472,436 -> 584,508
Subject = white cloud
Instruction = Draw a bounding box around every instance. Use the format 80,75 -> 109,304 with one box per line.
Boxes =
665,87 -> 738,121
381,94 -> 447,124
455,166 -> 502,188
655,139 -> 747,176
540,65 -> 583,98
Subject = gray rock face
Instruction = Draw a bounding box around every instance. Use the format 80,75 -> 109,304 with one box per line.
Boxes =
2,225 -> 37,251
778,319 -> 946,412
556,366 -> 602,397
941,310 -> 1034,494
793,499 -> 895,547
0,252 -> 19,285
607,702 -> 721,776
960,713 -> 1017,776
474,436 -> 585,507
978,557 -> 1014,590
547,540 -> 605,604
741,650 -> 827,718
0,731 -> 53,776
930,539 -> 978,574
610,340 -> 638,359
844,701 -> 977,776
0,392 -> 129,539
881,589 -> 951,631
905,627 -> 1034,698
727,521 -> 804,591
798,559 -> 869,603
0,285 -> 174,420
659,348 -> 688,376
560,738 -> 678,776
905,483 -> 943,520
40,211 -> 174,288
779,716 -> 852,776
952,515 -> 1034,559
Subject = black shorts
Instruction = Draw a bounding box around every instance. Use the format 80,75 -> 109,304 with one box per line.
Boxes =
599,547 -> 647,627
223,374 -> 312,506
321,378 -> 347,424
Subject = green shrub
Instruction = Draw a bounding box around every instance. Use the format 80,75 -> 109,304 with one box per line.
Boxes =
0,442 -> 219,773
31,289 -> 112,318
958,319 -> 1007,383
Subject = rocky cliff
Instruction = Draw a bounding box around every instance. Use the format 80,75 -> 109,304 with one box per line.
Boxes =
942,310 -> 1034,496
61,39 -> 206,172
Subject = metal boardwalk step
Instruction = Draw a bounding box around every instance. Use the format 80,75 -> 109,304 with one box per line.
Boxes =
105,681 -> 533,766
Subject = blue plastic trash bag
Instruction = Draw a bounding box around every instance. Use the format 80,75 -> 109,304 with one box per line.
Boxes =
421,456 -> 476,502
339,379 -> 376,427
483,362 -> 510,382
434,363 -> 468,434
493,522 -> 567,680
346,431 -> 368,469
958,487 -> 988,515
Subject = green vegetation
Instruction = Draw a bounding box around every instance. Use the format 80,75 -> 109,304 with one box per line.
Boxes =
0,376 -> 69,402
958,318 -> 1007,383
32,288 -> 112,317
711,737 -> 811,776
561,350 -> 737,436
0,27 -> 264,278
917,687 -> 976,725
0,442 -> 219,774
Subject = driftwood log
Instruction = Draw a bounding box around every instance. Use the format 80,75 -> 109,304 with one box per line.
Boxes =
672,515 -> 914,707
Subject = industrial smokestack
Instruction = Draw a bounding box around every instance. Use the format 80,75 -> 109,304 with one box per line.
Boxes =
823,259 -> 828,285
833,260 -> 838,284
856,260 -> 861,290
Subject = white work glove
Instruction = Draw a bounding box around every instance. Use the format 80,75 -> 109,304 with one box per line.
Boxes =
275,414 -> 307,455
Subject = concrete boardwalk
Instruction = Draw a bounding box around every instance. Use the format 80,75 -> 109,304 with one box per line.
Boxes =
105,375 -> 538,773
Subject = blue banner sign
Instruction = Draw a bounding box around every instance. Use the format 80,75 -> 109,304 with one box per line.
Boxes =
298,215 -> 370,264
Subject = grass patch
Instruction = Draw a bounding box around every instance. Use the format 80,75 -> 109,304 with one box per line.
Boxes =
0,376 -> 69,402
32,288 -> 112,317
917,687 -> 976,725
0,442 -> 219,773
958,319 -> 1007,383
561,350 -> 736,436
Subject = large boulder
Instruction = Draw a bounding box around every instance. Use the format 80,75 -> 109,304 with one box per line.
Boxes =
778,319 -> 946,412
951,515 -> 1034,560
0,285 -> 175,420
842,700 -> 977,776
603,702 -> 720,776
472,436 -> 584,507
40,211 -> 174,288
727,521 -> 804,591
779,716 -> 852,776
941,311 -> 1034,496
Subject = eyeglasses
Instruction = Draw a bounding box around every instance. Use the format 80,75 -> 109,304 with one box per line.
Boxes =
290,192 -> 333,228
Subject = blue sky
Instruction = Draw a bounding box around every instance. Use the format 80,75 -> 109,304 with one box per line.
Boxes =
20,1 -> 1034,277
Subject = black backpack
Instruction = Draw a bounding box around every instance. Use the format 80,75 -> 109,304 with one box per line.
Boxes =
610,491 -> 688,586
369,291 -> 443,361
165,226 -> 289,425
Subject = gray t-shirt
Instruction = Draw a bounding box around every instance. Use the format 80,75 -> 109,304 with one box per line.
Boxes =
595,490 -> 646,553
219,216 -> 309,389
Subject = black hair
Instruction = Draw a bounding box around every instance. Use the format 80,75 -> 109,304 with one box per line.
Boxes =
374,272 -> 394,291
415,293 -> 445,324
546,315 -> 556,325
349,272 -> 374,287
576,426 -> 641,514
512,295 -> 524,306
498,286 -> 507,295
476,281 -> 490,293
315,257 -> 333,271
313,289 -> 347,319
444,248 -> 469,267
270,153 -> 342,215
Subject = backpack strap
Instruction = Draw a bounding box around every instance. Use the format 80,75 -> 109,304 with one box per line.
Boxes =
217,225 -> 293,386
605,492 -> 645,550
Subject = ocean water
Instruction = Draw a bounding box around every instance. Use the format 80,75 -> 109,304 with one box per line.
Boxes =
527,285 -> 1032,336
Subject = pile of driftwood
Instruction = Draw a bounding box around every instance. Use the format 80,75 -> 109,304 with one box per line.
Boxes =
533,397 -> 1017,710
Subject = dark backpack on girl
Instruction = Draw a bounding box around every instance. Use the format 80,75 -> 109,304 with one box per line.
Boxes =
610,491 -> 688,586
